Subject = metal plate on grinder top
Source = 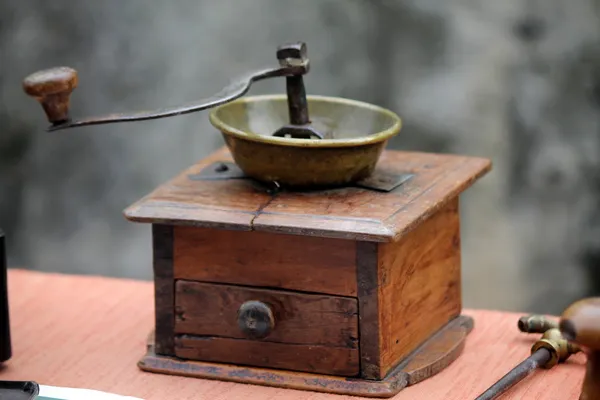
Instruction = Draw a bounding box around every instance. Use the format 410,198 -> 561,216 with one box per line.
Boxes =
188,162 -> 414,193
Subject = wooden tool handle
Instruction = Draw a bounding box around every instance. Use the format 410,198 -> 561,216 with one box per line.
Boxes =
560,298 -> 600,400
22,67 -> 78,124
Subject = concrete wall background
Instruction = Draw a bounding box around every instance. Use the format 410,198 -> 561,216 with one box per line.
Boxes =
1,0 -> 599,314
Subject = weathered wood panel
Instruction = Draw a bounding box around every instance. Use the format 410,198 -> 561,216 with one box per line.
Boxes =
173,227 -> 357,297
174,280 -> 359,348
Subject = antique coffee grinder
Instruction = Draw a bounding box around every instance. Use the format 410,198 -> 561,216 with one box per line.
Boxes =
22,42 -> 491,397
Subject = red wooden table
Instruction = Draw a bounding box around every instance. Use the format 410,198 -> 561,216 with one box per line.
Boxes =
0,269 -> 586,399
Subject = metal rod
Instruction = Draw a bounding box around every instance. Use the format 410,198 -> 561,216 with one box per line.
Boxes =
285,75 -> 310,126
474,348 -> 552,400
46,65 -> 305,132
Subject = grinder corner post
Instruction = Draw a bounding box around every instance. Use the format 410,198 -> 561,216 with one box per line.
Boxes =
0,229 -> 12,363
560,298 -> 600,400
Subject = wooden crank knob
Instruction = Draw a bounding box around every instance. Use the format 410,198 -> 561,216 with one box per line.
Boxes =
237,301 -> 275,340
22,67 -> 78,124
560,298 -> 600,400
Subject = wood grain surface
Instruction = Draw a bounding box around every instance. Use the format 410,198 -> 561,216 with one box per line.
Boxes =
123,149 -> 271,230
1,269 -> 586,399
377,198 -> 462,377
124,147 -> 491,242
173,280 -> 359,348
173,226 -> 357,297
174,335 -> 360,377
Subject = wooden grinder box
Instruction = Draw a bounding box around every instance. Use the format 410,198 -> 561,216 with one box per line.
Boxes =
124,146 -> 491,397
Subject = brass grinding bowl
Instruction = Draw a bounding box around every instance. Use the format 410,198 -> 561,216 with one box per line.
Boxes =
209,94 -> 402,188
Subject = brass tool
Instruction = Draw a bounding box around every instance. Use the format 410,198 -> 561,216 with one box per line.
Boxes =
474,316 -> 581,400
517,314 -> 558,333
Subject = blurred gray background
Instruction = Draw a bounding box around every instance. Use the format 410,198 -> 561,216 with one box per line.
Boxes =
1,0 -> 599,315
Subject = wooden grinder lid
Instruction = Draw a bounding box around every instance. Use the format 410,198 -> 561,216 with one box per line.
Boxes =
124,147 -> 491,243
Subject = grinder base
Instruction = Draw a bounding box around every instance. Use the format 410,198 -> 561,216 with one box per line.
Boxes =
138,315 -> 473,398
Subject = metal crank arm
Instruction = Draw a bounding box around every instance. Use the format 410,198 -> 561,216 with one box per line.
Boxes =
22,42 -> 319,138
23,65 -> 306,132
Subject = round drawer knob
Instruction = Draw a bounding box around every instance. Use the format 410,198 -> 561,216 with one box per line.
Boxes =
237,300 -> 275,339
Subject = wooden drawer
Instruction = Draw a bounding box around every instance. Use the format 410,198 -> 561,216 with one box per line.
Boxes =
173,280 -> 360,376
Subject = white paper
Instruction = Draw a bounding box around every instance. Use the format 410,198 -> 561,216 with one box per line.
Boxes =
37,385 -> 144,400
